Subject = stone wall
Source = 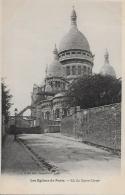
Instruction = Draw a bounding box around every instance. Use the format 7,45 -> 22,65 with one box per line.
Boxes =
61,103 -> 121,151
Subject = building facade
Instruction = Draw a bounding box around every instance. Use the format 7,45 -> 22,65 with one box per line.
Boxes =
31,8 -> 116,126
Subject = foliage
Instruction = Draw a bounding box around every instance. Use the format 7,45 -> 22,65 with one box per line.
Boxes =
66,74 -> 121,109
1,78 -> 13,123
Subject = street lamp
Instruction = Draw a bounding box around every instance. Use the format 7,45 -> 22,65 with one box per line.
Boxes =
111,107 -> 117,151
82,110 -> 88,142
14,108 -> 18,141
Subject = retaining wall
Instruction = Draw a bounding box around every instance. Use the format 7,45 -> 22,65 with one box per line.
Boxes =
61,103 -> 121,151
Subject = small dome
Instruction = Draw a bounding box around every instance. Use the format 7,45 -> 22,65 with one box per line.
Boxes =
100,49 -> 116,77
58,8 -> 90,53
46,45 -> 65,78
100,65 -> 116,77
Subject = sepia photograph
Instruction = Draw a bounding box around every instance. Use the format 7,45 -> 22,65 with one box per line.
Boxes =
1,0 -> 124,194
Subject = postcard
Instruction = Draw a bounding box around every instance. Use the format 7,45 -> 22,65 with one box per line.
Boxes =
0,0 -> 125,194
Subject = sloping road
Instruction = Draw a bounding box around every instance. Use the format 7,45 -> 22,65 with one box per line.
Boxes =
18,133 -> 120,177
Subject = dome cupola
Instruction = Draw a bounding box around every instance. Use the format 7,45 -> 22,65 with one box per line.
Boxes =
58,8 -> 94,81
58,7 -> 90,53
100,49 -> 116,78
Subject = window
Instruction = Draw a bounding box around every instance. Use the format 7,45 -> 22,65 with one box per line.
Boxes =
50,81 -> 53,87
57,81 -> 60,87
62,53 -> 65,56
83,66 -> 86,72
63,83 -> 65,89
46,112 -> 50,120
66,52 -> 70,55
72,51 -> 76,54
66,66 -> 70,76
55,109 -> 60,119
62,108 -> 67,118
78,66 -> 81,75
83,52 -> 86,55
55,81 -> 58,87
77,52 -> 81,54
72,66 -> 76,75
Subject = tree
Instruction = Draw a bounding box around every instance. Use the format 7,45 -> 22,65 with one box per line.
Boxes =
66,74 -> 121,109
1,79 -> 13,123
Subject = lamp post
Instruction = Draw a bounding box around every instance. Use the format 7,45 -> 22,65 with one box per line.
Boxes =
82,110 -> 88,142
111,107 -> 117,151
14,108 -> 18,141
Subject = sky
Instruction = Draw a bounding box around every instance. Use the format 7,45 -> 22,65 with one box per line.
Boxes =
2,0 -> 122,115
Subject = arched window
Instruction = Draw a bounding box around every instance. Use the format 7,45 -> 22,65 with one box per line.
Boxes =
46,111 -> 50,120
78,66 -> 81,75
83,66 -> 86,72
50,81 -> 53,87
55,109 -> 60,119
66,66 -> 70,76
72,66 -> 76,75
57,81 -> 60,88
55,81 -> 58,87
62,108 -> 67,118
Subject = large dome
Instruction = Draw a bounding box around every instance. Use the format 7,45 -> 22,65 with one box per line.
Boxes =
59,27 -> 90,53
59,8 -> 90,53
47,46 -> 64,78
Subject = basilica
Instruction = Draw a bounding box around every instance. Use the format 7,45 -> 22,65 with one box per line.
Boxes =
31,8 -> 116,125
